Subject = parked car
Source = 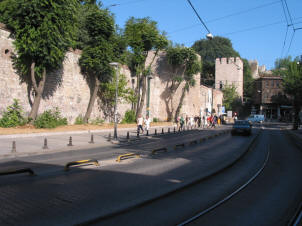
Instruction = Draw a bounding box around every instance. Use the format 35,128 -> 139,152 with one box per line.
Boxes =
231,120 -> 252,136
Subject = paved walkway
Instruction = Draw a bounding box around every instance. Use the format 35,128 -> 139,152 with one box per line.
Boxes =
0,125 -> 225,158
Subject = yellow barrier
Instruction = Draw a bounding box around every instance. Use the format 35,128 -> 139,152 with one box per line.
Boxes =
189,140 -> 198,145
0,168 -> 35,176
152,148 -> 168,155
116,153 -> 140,163
174,143 -> 185,150
64,159 -> 99,171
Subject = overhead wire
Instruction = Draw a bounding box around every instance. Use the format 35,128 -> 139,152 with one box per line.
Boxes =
183,17 -> 302,46
280,0 -> 290,58
186,0 -> 211,34
284,0 -> 295,29
169,0 -> 280,34
286,30 -> 295,56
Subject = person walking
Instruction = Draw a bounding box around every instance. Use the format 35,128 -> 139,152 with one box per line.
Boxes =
144,115 -> 151,133
137,114 -> 144,134
176,116 -> 180,130
180,116 -> 185,130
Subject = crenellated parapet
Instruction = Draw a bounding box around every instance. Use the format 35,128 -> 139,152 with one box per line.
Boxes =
215,57 -> 244,98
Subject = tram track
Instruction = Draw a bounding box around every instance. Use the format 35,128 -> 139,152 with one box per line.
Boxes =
178,143 -> 270,226
84,129 -> 264,225
90,126 -> 302,226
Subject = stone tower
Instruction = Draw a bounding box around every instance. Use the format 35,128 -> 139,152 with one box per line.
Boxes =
215,57 -> 243,98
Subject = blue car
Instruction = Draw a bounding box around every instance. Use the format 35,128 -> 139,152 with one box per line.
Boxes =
231,120 -> 252,136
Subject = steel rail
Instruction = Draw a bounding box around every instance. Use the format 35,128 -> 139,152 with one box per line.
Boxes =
178,144 -> 270,226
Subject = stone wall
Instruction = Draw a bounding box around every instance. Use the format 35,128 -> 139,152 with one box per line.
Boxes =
0,26 -> 223,123
215,57 -> 243,98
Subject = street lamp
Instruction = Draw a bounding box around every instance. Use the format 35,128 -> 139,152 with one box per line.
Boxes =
146,74 -> 153,117
109,62 -> 119,140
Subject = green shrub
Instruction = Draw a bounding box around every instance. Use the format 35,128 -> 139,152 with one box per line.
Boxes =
34,108 -> 67,128
153,117 -> 159,123
121,110 -> 136,123
75,115 -> 84,125
89,117 -> 104,125
0,99 -> 26,127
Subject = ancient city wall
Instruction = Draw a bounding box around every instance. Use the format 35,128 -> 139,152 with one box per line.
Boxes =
215,57 -> 243,98
0,26 -> 222,123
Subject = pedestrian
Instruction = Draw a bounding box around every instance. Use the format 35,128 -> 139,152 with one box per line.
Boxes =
176,116 -> 180,130
180,116 -> 185,130
137,114 -> 144,134
144,115 -> 151,132
189,116 -> 194,128
185,115 -> 189,129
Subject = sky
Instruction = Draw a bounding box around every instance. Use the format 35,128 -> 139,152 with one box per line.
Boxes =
101,0 -> 302,70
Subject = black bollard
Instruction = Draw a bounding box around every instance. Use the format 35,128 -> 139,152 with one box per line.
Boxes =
137,130 -> 140,138
108,133 -> 111,142
155,129 -> 157,135
174,127 -> 176,133
43,138 -> 49,149
12,141 -> 16,153
146,130 -> 149,136
67,136 -> 73,146
89,134 -> 94,144
126,131 -> 130,141
168,128 -> 170,133
161,128 -> 164,134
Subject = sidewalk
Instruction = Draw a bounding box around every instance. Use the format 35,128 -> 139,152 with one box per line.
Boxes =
0,124 -> 221,158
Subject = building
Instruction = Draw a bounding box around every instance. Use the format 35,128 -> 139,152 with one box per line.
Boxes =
252,72 -> 290,120
215,57 -> 243,98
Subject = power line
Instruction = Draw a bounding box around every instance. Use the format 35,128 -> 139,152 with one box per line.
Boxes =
207,0 -> 280,24
280,0 -> 290,59
284,0 -> 295,29
169,0 -> 280,34
186,0 -> 211,34
280,26 -> 289,58
183,17 -> 302,46
286,30 -> 295,56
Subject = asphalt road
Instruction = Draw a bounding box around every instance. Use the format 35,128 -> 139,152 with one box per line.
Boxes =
93,123 -> 302,226
0,126 -> 254,225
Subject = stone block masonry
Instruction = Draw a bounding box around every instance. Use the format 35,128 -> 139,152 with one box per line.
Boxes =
215,57 -> 243,98
0,25 -> 223,123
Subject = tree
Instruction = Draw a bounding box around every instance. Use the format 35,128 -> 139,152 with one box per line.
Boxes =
99,74 -> 136,121
124,17 -> 168,118
167,47 -> 202,121
242,59 -> 254,101
222,85 -> 242,112
192,36 -> 240,86
1,0 -> 79,120
79,6 -> 122,123
275,59 -> 302,129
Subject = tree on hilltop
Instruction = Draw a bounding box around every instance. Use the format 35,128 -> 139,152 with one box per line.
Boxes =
0,0 -> 79,120
192,36 -> 239,86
